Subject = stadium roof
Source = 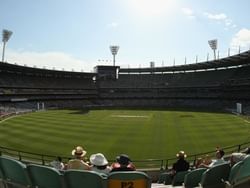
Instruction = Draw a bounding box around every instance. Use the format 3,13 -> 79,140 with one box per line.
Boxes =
1,50 -> 250,76
119,50 -> 250,73
0,61 -> 96,78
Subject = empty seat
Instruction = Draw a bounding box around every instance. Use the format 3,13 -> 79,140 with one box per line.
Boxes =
0,167 -> 6,188
223,161 -> 243,187
107,171 -> 151,188
172,171 -> 189,186
183,168 -> 207,188
64,170 -> 105,188
27,164 -> 64,188
0,156 -> 31,187
199,162 -> 230,188
158,172 -> 172,184
231,155 -> 250,187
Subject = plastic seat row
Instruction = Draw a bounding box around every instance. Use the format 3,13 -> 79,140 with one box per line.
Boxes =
224,155 -> 250,188
157,156 -> 250,188
0,156 -> 151,188
158,163 -> 231,188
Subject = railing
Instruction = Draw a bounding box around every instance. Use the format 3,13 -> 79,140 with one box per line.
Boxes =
1,141 -> 250,170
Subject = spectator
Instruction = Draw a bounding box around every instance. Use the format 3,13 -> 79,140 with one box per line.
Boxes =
50,156 -> 65,170
110,154 -> 136,172
199,149 -> 226,168
195,155 -> 212,169
194,157 -> 203,169
66,146 -> 90,170
172,151 -> 190,175
158,151 -> 189,185
90,153 -> 111,175
230,147 -> 250,165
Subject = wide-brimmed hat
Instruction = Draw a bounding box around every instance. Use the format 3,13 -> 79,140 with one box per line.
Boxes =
90,153 -> 108,166
116,154 -> 131,165
71,146 -> 87,157
176,151 -> 187,158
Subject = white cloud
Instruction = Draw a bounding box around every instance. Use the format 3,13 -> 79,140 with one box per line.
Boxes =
5,49 -> 96,72
203,12 -> 237,30
230,28 -> 250,51
106,22 -> 119,28
204,12 -> 227,20
182,7 -> 195,19
225,19 -> 232,26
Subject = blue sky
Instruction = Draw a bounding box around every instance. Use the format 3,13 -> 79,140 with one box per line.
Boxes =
1,0 -> 250,72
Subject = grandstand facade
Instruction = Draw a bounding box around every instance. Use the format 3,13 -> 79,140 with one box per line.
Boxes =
0,50 -> 250,113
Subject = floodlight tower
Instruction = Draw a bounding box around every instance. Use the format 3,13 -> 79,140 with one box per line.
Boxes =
110,45 -> 119,66
208,39 -> 217,60
2,29 -> 13,62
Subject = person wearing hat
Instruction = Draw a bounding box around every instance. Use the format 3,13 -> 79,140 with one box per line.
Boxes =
66,146 -> 90,170
90,153 -> 111,175
110,154 -> 136,172
172,151 -> 190,175
158,151 -> 189,184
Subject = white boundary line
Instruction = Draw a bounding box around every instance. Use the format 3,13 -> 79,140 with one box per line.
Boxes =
0,115 -> 18,124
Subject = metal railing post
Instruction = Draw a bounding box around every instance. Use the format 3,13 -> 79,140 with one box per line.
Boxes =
18,151 -> 22,161
238,144 -> 241,152
42,155 -> 45,165
160,160 -> 164,170
165,159 -> 169,170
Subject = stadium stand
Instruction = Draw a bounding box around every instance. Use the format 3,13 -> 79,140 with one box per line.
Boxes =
1,154 -> 250,188
1,50 -> 250,187
1,50 -> 250,111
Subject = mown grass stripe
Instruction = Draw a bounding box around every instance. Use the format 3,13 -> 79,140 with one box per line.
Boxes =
1,109 -> 250,161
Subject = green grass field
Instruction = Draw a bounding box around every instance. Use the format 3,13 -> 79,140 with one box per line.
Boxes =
0,109 -> 250,163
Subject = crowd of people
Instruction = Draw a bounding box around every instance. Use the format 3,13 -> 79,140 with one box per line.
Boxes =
158,146 -> 250,184
49,145 -> 250,179
50,146 -> 136,175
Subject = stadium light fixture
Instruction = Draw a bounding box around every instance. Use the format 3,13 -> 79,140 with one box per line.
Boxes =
110,45 -> 119,66
2,29 -> 13,62
208,39 -> 217,60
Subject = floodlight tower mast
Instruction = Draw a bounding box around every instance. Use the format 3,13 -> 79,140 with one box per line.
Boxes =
2,29 -> 13,62
110,45 -> 119,66
208,39 -> 217,60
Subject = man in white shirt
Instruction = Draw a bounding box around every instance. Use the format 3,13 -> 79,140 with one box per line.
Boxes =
199,149 -> 226,168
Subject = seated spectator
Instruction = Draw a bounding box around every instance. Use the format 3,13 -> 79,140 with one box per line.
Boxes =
194,157 -> 203,169
230,147 -> 250,166
66,146 -> 90,170
203,154 -> 212,165
172,151 -> 190,175
199,149 -> 226,168
90,153 -> 111,175
195,155 -> 212,169
158,151 -> 189,185
50,156 -> 65,170
110,154 -> 136,172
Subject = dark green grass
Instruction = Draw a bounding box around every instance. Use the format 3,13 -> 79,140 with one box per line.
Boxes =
0,109 -> 250,162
